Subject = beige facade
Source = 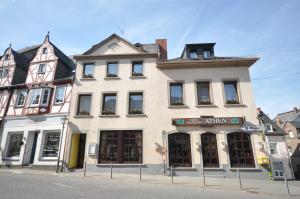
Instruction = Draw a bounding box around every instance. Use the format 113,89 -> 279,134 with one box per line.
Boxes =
66,34 -> 271,179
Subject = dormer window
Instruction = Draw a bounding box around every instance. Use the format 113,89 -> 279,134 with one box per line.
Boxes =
4,54 -> 10,60
189,51 -> 198,59
203,50 -> 211,59
38,64 -> 46,74
42,47 -> 48,54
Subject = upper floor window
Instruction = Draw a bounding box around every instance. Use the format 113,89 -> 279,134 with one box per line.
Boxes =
83,63 -> 94,78
129,92 -> 143,114
38,64 -> 46,74
54,86 -> 66,104
169,82 -> 184,106
0,68 -> 9,78
4,54 -> 10,60
16,90 -> 28,107
29,88 -> 51,107
107,62 -> 118,77
224,81 -> 239,104
203,50 -> 211,59
132,62 -> 143,76
102,93 -> 117,115
76,94 -> 92,116
196,82 -> 211,105
269,143 -> 278,154
189,51 -> 198,59
42,47 -> 48,54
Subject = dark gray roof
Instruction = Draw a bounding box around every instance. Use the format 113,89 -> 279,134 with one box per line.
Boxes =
275,109 -> 300,122
290,121 -> 300,128
167,56 -> 258,63
257,110 -> 285,135
140,44 -> 159,54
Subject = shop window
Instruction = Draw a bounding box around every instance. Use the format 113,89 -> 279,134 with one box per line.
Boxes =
132,62 -> 143,76
102,93 -> 117,115
224,81 -> 239,104
98,130 -> 142,164
169,82 -> 184,106
269,142 -> 278,154
128,92 -> 143,114
227,132 -> 255,168
196,82 -> 211,105
168,133 -> 192,167
6,132 -> 24,158
76,94 -> 92,115
42,132 -> 60,157
106,62 -> 118,77
83,63 -> 94,78
54,86 -> 66,104
16,89 -> 28,107
201,133 -> 219,167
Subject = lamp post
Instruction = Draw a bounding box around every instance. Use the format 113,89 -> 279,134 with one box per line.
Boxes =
56,116 -> 68,173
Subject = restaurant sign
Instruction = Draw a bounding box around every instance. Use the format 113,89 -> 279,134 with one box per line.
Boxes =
172,117 -> 244,126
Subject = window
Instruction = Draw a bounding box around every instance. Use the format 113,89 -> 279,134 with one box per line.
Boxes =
29,89 -> 42,106
83,63 -> 94,78
6,132 -> 23,158
42,132 -> 60,157
0,68 -> 9,78
201,133 -> 219,167
196,82 -> 211,105
170,82 -> 184,106
42,47 -> 48,54
99,130 -> 142,164
266,124 -> 274,133
28,88 -> 51,107
16,90 -> 28,107
132,62 -> 143,76
102,93 -> 117,115
203,50 -> 211,59
224,81 -> 239,104
168,133 -> 192,167
0,69 -> 3,77
107,62 -> 118,77
269,143 -> 278,154
227,132 -> 255,168
54,86 -> 66,104
189,50 -> 198,59
273,162 -> 284,177
41,89 -> 50,106
4,54 -> 10,60
38,64 -> 46,74
76,94 -> 92,115
129,92 -> 143,114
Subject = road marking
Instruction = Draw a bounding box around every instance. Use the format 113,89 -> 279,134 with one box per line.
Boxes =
53,182 -> 73,189
10,170 -> 24,174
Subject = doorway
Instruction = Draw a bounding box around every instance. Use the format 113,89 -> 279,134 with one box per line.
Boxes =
23,131 -> 39,166
69,134 -> 86,169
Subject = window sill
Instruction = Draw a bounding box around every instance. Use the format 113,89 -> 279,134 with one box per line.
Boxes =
196,104 -> 217,108
2,158 -> 20,161
168,105 -> 189,109
170,167 -> 197,171
104,77 -> 121,80
126,114 -> 147,118
229,168 -> 261,171
74,115 -> 93,118
130,76 -> 146,79
97,164 -> 145,167
80,78 -> 96,81
224,104 -> 247,107
203,168 -> 225,171
99,115 -> 120,118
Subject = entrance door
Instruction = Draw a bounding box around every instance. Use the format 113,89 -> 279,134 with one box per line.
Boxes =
29,132 -> 38,164
22,131 -> 39,166
69,134 -> 86,169
77,134 -> 86,168
168,133 -> 192,167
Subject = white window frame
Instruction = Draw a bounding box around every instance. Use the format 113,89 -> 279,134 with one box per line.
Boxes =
189,51 -> 198,59
38,64 -> 46,74
3,68 -> 9,78
40,131 -> 61,160
28,88 -> 51,107
5,132 -> 24,159
54,86 -> 66,104
40,88 -> 51,106
15,89 -> 28,107
269,142 -> 278,154
203,50 -> 211,59
272,161 -> 284,178
266,124 -> 274,133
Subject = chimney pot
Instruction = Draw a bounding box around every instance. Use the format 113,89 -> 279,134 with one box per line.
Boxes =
156,39 -> 167,61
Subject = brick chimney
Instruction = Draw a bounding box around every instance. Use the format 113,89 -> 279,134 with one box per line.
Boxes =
156,39 -> 167,61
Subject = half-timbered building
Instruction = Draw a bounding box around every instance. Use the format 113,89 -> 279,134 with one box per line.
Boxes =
0,34 -> 75,169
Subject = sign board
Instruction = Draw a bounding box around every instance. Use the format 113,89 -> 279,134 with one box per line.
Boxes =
241,125 -> 262,132
172,117 -> 244,126
88,143 -> 97,156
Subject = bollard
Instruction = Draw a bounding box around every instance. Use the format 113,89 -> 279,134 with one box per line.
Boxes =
83,161 -> 87,177
110,163 -> 113,179
202,168 -> 206,187
284,172 -> 291,198
171,166 -> 173,184
139,164 -> 142,182
237,169 -> 242,190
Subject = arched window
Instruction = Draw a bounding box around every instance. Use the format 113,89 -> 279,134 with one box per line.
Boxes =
227,132 -> 255,168
201,133 -> 219,168
168,133 -> 192,167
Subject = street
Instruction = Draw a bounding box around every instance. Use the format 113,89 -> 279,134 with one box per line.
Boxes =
0,171 -> 299,199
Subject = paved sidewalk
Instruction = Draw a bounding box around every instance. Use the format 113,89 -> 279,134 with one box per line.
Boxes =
1,168 -> 299,198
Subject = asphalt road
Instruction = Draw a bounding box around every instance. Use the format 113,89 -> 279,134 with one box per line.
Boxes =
0,172 -> 290,199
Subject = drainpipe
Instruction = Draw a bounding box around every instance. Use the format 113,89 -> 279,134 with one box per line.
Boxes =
56,116 -> 67,173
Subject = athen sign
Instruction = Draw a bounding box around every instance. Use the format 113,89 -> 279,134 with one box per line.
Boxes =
172,117 -> 244,126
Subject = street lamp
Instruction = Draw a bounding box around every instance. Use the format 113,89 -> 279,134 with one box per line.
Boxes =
56,116 -> 68,173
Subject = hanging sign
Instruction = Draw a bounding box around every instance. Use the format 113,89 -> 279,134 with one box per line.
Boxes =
172,117 -> 244,126
241,125 -> 262,132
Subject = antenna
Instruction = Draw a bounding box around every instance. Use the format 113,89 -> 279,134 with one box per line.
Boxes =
117,20 -> 126,36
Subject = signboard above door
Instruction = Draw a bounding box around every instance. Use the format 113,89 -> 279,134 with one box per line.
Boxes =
172,117 -> 244,126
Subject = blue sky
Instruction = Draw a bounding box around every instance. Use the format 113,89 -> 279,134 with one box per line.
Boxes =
0,0 -> 299,118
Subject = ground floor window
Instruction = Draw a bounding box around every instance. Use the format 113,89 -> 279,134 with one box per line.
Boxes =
168,133 -> 192,167
273,162 -> 284,177
201,133 -> 219,168
42,132 -> 61,157
6,132 -> 24,158
99,130 -> 142,164
227,132 -> 255,168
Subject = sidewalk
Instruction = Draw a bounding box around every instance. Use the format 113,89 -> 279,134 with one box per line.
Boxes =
1,168 -> 299,198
